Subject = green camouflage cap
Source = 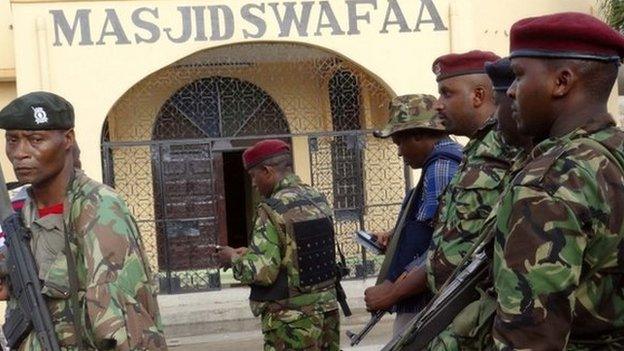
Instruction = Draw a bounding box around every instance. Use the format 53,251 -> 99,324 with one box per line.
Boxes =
373,94 -> 445,139
0,91 -> 74,130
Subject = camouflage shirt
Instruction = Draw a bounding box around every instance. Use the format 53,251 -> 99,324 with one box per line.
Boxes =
232,174 -> 338,317
493,119 -> 624,350
427,119 -> 519,293
6,170 -> 166,350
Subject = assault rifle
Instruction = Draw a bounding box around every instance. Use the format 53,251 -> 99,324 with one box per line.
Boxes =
346,310 -> 386,346
347,257 -> 425,346
0,168 -> 61,351
382,242 -> 491,351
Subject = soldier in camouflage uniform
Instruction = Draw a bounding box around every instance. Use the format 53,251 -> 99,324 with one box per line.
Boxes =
414,51 -> 523,350
493,13 -> 624,350
426,58 -> 532,351
216,139 -> 339,351
0,91 -> 167,350
426,50 -> 520,296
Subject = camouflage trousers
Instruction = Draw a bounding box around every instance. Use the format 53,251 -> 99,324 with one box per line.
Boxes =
261,308 -> 340,351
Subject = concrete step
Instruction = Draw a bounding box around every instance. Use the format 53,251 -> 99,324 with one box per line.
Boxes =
159,278 -> 382,339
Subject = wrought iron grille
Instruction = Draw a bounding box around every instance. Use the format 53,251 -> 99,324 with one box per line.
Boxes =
154,76 -> 289,139
329,70 -> 365,218
309,132 -> 406,279
102,42 -> 404,293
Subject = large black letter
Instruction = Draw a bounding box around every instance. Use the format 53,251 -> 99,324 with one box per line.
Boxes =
132,7 -> 160,44
96,9 -> 131,45
380,0 -> 410,33
269,2 -> 314,37
241,3 -> 267,39
50,9 -> 93,46
346,0 -> 377,35
414,0 -> 447,32
208,5 -> 234,40
315,1 -> 345,36
163,7 -> 192,43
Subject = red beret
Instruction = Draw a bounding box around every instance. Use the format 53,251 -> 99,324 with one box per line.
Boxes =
243,139 -> 291,170
510,12 -> 624,62
432,50 -> 501,82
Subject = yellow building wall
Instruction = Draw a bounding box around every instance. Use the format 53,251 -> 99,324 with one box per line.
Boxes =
0,0 -> 15,77
0,82 -> 17,183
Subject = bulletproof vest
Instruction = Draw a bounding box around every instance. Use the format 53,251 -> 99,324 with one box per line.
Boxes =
249,189 -> 337,302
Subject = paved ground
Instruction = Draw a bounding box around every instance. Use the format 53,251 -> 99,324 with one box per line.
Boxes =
159,277 -> 391,350
168,318 -> 394,351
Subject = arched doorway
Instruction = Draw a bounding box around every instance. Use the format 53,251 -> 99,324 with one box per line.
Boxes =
102,42 -> 405,293
151,77 -> 289,281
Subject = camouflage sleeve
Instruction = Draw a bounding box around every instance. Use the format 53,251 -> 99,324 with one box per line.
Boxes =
76,188 -> 166,350
492,183 -> 587,350
232,205 -> 282,286
427,167 -> 506,292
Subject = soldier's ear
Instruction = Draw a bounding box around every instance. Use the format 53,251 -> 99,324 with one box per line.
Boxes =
63,129 -> 75,151
552,67 -> 576,98
472,86 -> 487,108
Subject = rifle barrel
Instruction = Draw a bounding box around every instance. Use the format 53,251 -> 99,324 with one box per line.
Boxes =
0,165 -> 14,221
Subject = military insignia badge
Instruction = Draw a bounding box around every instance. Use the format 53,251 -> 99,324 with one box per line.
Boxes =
32,107 -> 48,124
433,62 -> 442,77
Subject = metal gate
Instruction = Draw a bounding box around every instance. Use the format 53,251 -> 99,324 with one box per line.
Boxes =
101,42 -> 407,293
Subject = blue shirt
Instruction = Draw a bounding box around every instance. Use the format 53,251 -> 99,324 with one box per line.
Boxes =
416,139 -> 463,222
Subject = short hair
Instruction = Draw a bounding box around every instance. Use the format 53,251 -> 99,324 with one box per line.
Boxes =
546,59 -> 618,103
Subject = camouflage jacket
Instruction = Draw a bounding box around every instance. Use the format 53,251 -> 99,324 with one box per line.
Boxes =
232,174 -> 338,317
6,170 -> 166,350
423,151 -> 530,351
426,119 -> 519,293
493,119 -> 624,350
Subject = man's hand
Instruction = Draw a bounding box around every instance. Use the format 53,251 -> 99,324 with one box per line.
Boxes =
215,246 -> 249,269
374,231 -> 392,249
0,279 -> 9,301
234,247 -> 249,256
364,280 -> 397,312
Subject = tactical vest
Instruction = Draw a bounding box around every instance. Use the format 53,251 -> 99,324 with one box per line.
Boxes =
249,189 -> 337,302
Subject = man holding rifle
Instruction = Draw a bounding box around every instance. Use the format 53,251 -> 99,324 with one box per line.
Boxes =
0,91 -> 166,350
425,57 -> 533,351
363,94 -> 462,335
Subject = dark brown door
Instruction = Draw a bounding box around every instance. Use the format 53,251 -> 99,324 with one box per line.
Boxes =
154,143 -> 217,271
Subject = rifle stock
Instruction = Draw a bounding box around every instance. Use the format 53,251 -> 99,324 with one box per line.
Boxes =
0,167 -> 61,351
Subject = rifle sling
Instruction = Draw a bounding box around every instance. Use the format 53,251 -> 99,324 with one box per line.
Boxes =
63,196 -> 86,351
377,187 -> 419,285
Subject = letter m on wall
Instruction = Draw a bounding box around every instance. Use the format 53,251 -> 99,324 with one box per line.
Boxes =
50,9 -> 94,46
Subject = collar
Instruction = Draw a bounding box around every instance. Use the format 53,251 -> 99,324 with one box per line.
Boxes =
271,173 -> 303,195
530,117 -> 615,160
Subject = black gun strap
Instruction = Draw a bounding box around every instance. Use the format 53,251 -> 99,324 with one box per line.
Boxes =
63,198 -> 86,351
